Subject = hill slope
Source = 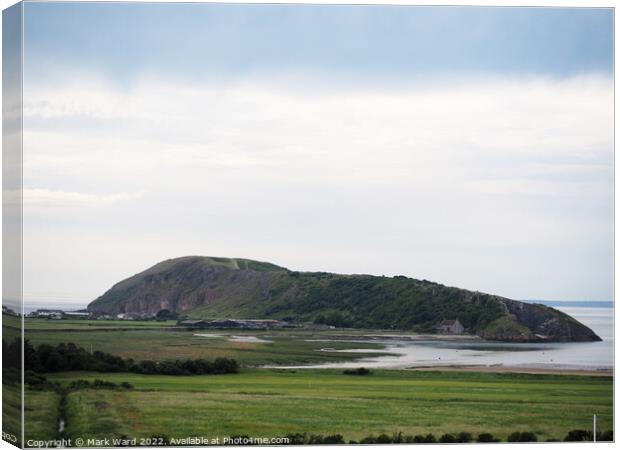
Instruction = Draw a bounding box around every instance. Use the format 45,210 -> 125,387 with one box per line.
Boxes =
87,256 -> 601,342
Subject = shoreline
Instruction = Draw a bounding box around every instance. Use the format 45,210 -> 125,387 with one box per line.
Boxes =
407,364 -> 613,377
265,363 -> 613,376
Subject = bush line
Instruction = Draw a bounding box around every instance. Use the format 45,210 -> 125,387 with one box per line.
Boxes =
3,338 -> 239,377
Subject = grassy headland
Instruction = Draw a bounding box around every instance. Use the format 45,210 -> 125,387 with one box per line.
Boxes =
87,256 -> 600,342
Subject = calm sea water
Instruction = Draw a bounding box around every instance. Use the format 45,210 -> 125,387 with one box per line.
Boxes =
282,304 -> 614,370
22,300 -> 88,314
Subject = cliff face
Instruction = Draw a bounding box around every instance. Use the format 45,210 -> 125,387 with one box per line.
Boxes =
87,256 -> 285,316
478,299 -> 601,342
88,256 -> 602,343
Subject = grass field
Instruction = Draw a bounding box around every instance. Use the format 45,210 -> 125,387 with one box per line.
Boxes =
24,390 -> 61,442
8,316 -> 614,446
3,385 -> 61,445
2,384 -> 22,444
36,369 -> 612,443
21,319 -> 391,366
24,318 -> 179,330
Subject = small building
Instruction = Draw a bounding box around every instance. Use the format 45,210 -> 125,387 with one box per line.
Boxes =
116,312 -> 144,320
436,319 -> 465,335
177,318 -> 290,329
29,309 -> 64,319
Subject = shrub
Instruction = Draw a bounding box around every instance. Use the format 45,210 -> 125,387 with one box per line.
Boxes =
307,435 -> 325,445
68,379 -> 92,389
477,433 -> 500,442
564,430 -> 591,441
155,309 -> 178,321
284,433 -> 306,445
518,432 -> 537,442
439,434 -> 456,443
599,430 -> 613,442
322,434 -> 345,444
16,338 -> 239,376
359,436 -> 377,444
508,432 -> 537,442
412,433 -> 437,444
93,379 -> 118,388
68,379 -> 133,390
423,434 -> 437,443
213,357 -> 239,374
375,434 -> 392,444
564,429 -> 613,442
456,432 -> 473,443
342,367 -> 371,376
24,370 -> 48,386
2,367 -> 20,385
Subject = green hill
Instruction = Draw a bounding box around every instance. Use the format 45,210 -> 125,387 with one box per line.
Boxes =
87,256 -> 601,342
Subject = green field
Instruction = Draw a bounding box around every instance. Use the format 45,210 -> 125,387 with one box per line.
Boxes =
20,318 -> 391,366
2,384 -> 22,444
24,390 -> 61,441
30,369 -> 611,444
24,318 -> 179,330
7,316 -> 614,446
3,385 -> 61,446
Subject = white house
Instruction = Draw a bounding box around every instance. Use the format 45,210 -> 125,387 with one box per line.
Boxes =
436,319 -> 465,335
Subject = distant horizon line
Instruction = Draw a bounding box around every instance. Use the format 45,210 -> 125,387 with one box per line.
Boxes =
6,298 -> 615,312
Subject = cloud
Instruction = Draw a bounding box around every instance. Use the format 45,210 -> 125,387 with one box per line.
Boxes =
23,74 -> 612,184
21,73 -> 613,301
22,188 -> 145,208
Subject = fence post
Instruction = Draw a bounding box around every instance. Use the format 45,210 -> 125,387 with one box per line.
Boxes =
593,414 -> 597,442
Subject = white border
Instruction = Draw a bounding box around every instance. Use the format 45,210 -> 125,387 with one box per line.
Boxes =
0,2 -> 616,450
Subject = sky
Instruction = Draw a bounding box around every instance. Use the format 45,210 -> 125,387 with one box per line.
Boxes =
17,2 -> 614,306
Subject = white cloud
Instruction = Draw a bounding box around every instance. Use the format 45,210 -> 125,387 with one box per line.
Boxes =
23,188 -> 145,207
21,74 -> 613,302
23,74 -> 612,185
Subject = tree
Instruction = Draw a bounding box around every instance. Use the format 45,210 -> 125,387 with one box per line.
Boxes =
439,434 -> 456,443
156,309 -> 178,321
456,432 -> 473,443
477,433 -> 499,443
508,432 -> 537,442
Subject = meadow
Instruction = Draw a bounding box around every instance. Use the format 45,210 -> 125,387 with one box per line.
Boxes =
21,318 -> 390,366
7,317 -> 614,446
26,369 -> 612,444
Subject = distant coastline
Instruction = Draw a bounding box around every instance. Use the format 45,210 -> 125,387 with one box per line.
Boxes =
20,298 -> 614,314
524,300 -> 613,309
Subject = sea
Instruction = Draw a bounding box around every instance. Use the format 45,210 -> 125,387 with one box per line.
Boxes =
277,300 -> 614,371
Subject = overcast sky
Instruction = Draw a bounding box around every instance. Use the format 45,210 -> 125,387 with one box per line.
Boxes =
20,3 -> 613,305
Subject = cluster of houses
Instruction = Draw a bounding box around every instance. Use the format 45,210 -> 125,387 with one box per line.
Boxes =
26,309 -> 163,321
21,306 -> 466,336
177,318 -> 293,329
178,318 -> 465,333
27,309 -> 91,320
114,312 -> 158,320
